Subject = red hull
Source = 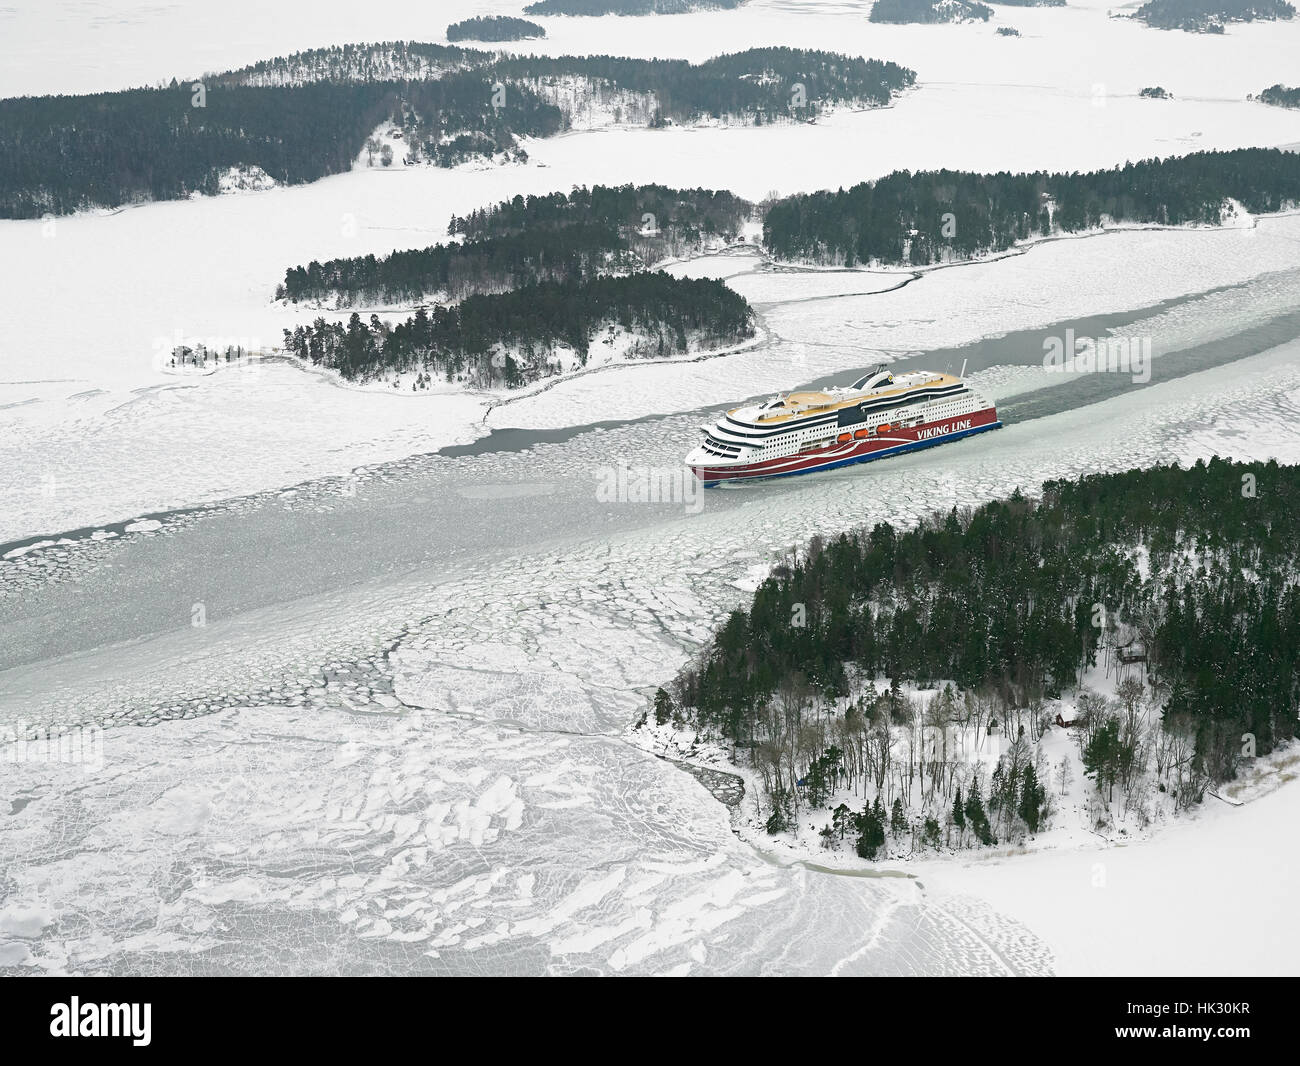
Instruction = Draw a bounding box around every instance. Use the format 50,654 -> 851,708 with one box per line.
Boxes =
690,406 -> 1001,484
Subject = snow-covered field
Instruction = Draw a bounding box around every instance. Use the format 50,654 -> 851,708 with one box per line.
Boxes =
3,0 -> 1300,977
920,746 -> 1300,976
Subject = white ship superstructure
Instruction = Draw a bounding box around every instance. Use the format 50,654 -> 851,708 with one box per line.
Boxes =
685,368 -> 1000,484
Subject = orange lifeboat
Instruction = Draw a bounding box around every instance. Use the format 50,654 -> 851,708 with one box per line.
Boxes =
853,428 -> 870,440
836,432 -> 852,444
877,423 -> 892,434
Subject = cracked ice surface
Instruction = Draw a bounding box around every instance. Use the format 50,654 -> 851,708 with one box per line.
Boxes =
487,219 -> 1300,431
4,1 -> 1300,978
397,336 -> 1300,737
5,339 -> 1300,974
0,704 -> 1052,975
6,336 -> 1300,738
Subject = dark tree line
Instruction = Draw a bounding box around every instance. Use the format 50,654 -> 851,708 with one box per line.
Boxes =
869,0 -> 993,22
217,41 -> 913,119
280,272 -> 754,385
672,459 -> 1300,794
216,42 -> 486,87
0,83 -> 388,218
278,223 -> 629,306
278,184 -> 752,306
2,44 -> 912,217
0,76 -> 561,218
1134,0 -> 1295,30
446,16 -> 546,41
762,148 -> 1300,266
451,183 -> 751,243
486,48 -> 915,122
1259,84 -> 1300,108
382,73 -> 566,168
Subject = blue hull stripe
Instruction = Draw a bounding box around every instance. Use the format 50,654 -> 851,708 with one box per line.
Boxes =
699,422 -> 1003,487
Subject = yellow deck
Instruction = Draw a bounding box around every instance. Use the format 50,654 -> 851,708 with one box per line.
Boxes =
737,374 -> 959,424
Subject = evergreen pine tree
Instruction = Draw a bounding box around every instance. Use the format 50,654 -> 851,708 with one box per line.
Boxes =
951,786 -> 966,844
890,797 -> 907,837
1018,763 -> 1044,832
653,687 -> 673,726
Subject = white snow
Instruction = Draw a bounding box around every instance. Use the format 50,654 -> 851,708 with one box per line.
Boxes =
4,0 -> 1300,978
215,165 -> 278,194
3,0 -> 1300,542
354,122 -> 410,169
6,332 -> 1300,973
920,743 -> 1300,975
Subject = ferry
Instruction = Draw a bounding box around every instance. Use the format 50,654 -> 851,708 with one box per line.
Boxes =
685,367 -> 1000,485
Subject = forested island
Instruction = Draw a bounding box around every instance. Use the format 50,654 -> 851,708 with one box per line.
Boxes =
524,0 -> 746,13
869,0 -> 993,23
279,184 -> 752,306
451,183 -> 751,242
446,16 -> 546,41
271,184 -> 755,386
1133,0 -> 1294,31
279,273 -> 754,387
215,41 -> 483,86
0,45 -> 912,218
485,48 -> 915,124
279,224 -> 625,307
649,460 -> 1300,859
1258,84 -> 1300,108
0,76 -> 560,218
762,148 -> 1300,266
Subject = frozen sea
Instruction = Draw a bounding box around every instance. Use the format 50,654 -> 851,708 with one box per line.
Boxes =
2,0 -> 1300,975
4,266 -> 1300,973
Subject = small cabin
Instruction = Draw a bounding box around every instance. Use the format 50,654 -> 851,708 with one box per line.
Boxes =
1117,641 -> 1147,665
1055,707 -> 1079,729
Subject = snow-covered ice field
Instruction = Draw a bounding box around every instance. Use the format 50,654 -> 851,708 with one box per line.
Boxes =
918,755 -> 1300,976
5,331 -> 1300,974
4,0 -> 1300,541
3,0 -> 1300,976
5,207 -> 1300,542
3,0 -> 1300,105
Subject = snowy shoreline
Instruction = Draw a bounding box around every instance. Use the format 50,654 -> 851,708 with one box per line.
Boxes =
7,323 -> 1300,973
6,213 -> 1300,548
628,667 -> 1300,879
